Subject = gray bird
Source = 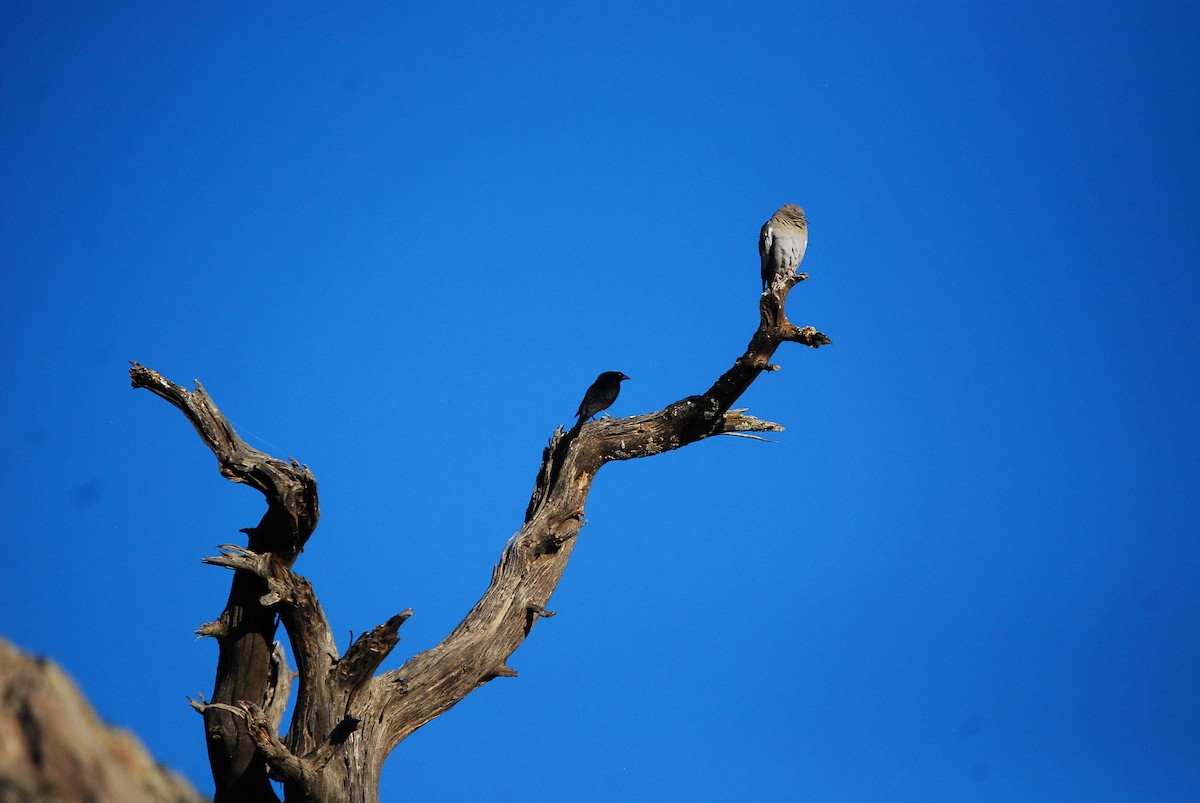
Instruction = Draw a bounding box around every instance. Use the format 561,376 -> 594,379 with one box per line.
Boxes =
575,371 -> 630,424
759,204 -> 808,291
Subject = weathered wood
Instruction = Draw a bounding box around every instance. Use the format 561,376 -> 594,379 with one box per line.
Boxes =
131,264 -> 827,803
131,365 -> 319,802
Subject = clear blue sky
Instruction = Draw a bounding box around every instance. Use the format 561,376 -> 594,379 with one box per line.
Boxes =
2,3 -> 1198,801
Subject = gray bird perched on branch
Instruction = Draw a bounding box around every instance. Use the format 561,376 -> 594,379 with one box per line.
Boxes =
759,204 -> 808,292
575,371 -> 629,424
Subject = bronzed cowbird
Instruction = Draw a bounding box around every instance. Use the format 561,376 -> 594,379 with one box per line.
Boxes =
575,371 -> 629,423
759,204 -> 808,291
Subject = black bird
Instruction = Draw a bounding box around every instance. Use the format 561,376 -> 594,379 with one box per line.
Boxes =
575,371 -> 630,424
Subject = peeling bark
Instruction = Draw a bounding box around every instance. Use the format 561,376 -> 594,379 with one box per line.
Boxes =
131,270 -> 828,802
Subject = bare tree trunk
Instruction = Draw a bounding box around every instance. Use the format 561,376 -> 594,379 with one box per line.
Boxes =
130,271 -> 828,803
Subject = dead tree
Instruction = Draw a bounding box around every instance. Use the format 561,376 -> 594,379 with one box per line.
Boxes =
129,265 -> 829,803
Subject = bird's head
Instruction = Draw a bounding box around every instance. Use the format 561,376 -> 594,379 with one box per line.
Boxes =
776,204 -> 807,226
602,371 -> 630,383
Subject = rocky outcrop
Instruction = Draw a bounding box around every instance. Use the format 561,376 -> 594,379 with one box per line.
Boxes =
0,637 -> 206,803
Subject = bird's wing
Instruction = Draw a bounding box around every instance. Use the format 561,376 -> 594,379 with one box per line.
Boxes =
794,229 -> 808,266
758,220 -> 774,261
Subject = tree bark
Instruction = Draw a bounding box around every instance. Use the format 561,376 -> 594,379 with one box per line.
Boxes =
130,271 -> 828,803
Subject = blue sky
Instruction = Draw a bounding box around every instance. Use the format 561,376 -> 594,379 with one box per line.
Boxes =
2,2 -> 1198,801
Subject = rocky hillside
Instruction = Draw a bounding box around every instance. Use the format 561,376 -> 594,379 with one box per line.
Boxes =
0,637 -> 206,803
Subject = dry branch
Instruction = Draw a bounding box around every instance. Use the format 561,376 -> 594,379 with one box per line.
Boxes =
370,276 -> 828,754
131,258 -> 827,803
131,364 -> 320,801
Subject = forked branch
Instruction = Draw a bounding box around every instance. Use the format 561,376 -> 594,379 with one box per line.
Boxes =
131,253 -> 828,803
369,273 -> 828,752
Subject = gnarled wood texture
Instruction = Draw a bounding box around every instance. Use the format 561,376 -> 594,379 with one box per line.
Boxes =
131,269 -> 828,803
